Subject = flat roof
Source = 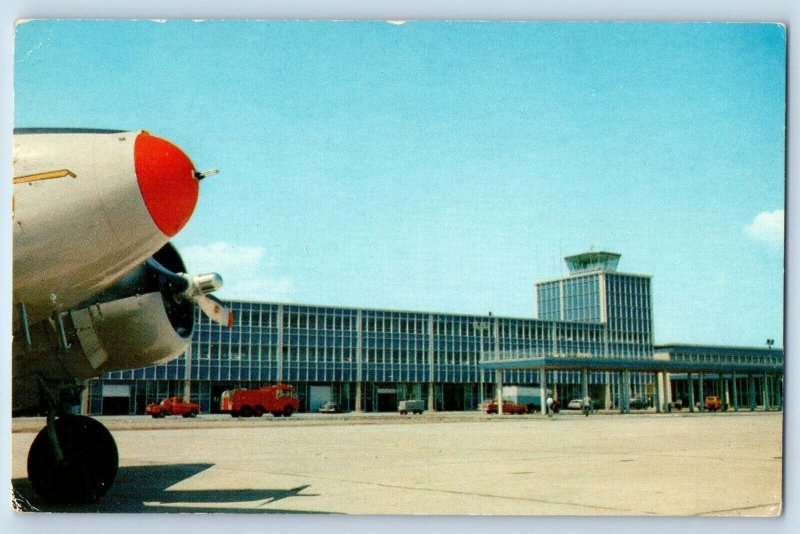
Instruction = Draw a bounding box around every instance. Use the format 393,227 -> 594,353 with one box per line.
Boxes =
218,298 -> 608,325
655,344 -> 784,356
535,270 -> 652,286
479,354 -> 783,374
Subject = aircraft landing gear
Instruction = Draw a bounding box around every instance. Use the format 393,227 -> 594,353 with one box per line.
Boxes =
27,414 -> 119,504
26,374 -> 118,503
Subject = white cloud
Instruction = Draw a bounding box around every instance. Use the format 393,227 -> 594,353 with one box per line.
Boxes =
179,241 -> 294,300
224,276 -> 295,301
180,241 -> 265,273
744,210 -> 784,247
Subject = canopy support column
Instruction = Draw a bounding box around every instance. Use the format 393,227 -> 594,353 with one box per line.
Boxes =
654,372 -> 662,413
539,368 -> 547,415
495,369 -> 503,415
698,372 -> 705,413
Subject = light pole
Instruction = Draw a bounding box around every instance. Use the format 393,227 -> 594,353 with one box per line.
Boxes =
766,339 -> 775,409
183,340 -> 193,403
474,320 -> 492,411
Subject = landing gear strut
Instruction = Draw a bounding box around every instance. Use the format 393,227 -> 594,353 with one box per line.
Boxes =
26,380 -> 119,503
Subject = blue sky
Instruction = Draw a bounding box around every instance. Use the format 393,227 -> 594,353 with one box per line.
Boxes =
13,20 -> 785,346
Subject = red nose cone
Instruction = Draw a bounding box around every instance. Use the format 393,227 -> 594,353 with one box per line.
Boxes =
134,132 -> 199,237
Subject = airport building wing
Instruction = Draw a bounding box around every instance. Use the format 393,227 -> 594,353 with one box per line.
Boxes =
93,252 -> 783,415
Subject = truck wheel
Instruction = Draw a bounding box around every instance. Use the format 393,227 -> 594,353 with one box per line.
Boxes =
283,406 -> 294,417
271,411 -> 282,417
151,413 -> 159,419
231,411 -> 239,418
240,405 -> 252,418
159,412 -> 166,418
190,411 -> 198,418
253,406 -> 264,417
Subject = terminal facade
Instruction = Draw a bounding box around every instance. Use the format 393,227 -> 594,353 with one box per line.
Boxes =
90,252 -> 783,415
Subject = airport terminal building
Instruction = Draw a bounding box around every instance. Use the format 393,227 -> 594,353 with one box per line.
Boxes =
90,252 -> 784,415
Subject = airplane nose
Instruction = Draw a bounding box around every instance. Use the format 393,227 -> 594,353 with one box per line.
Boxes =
134,131 -> 199,237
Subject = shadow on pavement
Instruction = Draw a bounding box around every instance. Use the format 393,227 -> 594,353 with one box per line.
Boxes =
12,463 -> 324,513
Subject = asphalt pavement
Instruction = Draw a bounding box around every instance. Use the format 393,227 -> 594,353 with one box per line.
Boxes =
10,410 -> 783,515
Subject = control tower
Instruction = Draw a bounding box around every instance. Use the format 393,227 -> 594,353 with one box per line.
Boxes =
564,251 -> 621,274
536,252 -> 653,358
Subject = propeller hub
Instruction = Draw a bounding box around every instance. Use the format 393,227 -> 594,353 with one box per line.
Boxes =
193,273 -> 223,295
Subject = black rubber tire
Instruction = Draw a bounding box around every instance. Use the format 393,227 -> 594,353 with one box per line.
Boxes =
240,405 -> 253,418
283,406 -> 294,417
27,415 -> 119,504
190,411 -> 198,418
253,406 -> 264,418
271,411 -> 282,417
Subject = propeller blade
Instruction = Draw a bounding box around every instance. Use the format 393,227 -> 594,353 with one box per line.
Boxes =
196,294 -> 234,327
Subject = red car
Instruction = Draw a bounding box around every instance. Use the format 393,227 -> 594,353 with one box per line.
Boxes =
485,400 -> 528,415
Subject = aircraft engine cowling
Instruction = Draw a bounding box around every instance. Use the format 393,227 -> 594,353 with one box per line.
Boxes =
71,292 -> 191,373
12,243 -> 196,413
12,130 -> 203,327
69,243 -> 195,374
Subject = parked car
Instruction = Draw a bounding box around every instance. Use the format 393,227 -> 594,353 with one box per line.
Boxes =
704,395 -> 721,412
319,401 -> 343,414
485,400 -> 528,415
567,399 -> 584,410
479,398 -> 495,412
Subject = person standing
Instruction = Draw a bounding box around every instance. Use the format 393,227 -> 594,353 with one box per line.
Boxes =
546,395 -> 554,417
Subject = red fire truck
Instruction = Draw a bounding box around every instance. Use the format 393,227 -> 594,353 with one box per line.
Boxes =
220,384 -> 300,417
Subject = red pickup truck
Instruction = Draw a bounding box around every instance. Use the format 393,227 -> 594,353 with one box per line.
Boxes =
485,400 -> 528,415
146,396 -> 201,418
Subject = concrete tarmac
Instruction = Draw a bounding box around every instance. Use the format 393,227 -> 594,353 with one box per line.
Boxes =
10,411 -> 782,515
